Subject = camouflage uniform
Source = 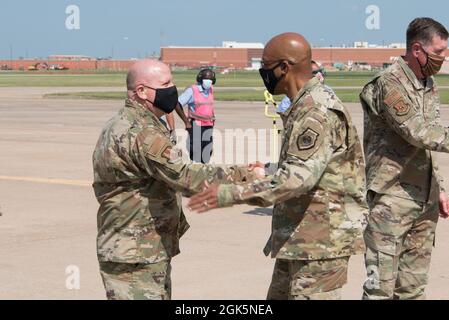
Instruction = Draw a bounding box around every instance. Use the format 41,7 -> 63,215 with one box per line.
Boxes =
93,99 -> 258,300
360,57 -> 448,300
217,77 -> 368,300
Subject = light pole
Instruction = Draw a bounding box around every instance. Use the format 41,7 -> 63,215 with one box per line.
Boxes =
9,44 -> 13,70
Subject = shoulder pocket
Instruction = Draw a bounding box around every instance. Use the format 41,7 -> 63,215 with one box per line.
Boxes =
383,88 -> 416,124
287,116 -> 325,162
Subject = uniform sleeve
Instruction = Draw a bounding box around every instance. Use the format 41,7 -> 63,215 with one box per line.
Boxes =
433,101 -> 446,193
133,129 -> 259,196
378,77 -> 449,152
216,110 -> 339,208
178,87 -> 194,107
433,154 -> 446,193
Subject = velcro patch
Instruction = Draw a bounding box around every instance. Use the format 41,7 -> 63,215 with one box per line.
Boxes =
288,117 -> 325,162
297,128 -> 319,150
384,88 -> 402,108
392,100 -> 410,116
147,136 -> 166,157
383,88 -> 414,123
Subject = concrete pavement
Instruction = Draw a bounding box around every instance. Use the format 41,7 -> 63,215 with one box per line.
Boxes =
1,87 -> 449,300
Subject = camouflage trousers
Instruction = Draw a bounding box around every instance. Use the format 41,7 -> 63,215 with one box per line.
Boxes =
99,260 -> 172,300
363,193 -> 439,300
267,257 -> 350,300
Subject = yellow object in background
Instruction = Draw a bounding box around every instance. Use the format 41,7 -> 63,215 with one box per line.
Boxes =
263,90 -> 282,163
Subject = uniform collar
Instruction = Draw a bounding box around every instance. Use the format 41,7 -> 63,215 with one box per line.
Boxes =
283,76 -> 320,118
124,99 -> 169,133
397,56 -> 434,91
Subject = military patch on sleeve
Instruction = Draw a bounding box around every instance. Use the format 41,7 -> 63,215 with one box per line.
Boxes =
296,128 -> 319,151
288,117 -> 325,162
383,88 -> 415,123
383,88 -> 402,107
392,100 -> 410,116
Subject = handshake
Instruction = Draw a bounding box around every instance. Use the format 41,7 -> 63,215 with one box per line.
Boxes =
188,161 -> 269,213
248,161 -> 267,179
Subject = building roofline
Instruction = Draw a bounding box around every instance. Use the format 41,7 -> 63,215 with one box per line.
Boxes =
161,46 -> 260,49
162,46 -> 409,50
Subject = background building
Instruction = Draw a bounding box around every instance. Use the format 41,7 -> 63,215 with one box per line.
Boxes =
161,42 -> 264,70
48,55 -> 95,61
161,46 -> 408,69
0,58 -> 134,71
2,41 -> 449,72
161,41 -> 449,71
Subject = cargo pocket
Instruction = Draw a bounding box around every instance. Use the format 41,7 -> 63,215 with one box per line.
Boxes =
289,257 -> 349,297
296,192 -> 331,246
364,229 -> 401,284
377,251 -> 397,282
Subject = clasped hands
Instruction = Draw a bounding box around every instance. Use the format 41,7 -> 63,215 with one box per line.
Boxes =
188,161 -> 266,213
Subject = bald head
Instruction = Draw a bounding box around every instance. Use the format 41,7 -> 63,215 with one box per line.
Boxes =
263,32 -> 312,74
260,33 -> 313,98
126,59 -> 172,91
126,60 -> 176,117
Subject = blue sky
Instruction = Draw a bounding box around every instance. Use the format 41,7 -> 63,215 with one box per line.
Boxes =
0,0 -> 448,59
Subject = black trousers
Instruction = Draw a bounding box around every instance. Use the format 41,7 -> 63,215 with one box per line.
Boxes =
187,122 -> 214,164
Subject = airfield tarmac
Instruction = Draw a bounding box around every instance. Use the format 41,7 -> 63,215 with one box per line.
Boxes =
1,87 -> 449,300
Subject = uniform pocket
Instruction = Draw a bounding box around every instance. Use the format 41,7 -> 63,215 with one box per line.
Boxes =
289,257 -> 349,296
377,251 -> 397,281
364,228 -> 400,282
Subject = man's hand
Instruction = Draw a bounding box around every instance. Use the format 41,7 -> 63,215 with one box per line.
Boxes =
185,121 -> 192,130
248,161 -> 264,170
248,161 -> 266,179
188,182 -> 219,213
439,192 -> 449,219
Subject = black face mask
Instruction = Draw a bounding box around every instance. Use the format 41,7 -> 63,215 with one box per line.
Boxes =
143,85 -> 178,114
259,62 -> 284,95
